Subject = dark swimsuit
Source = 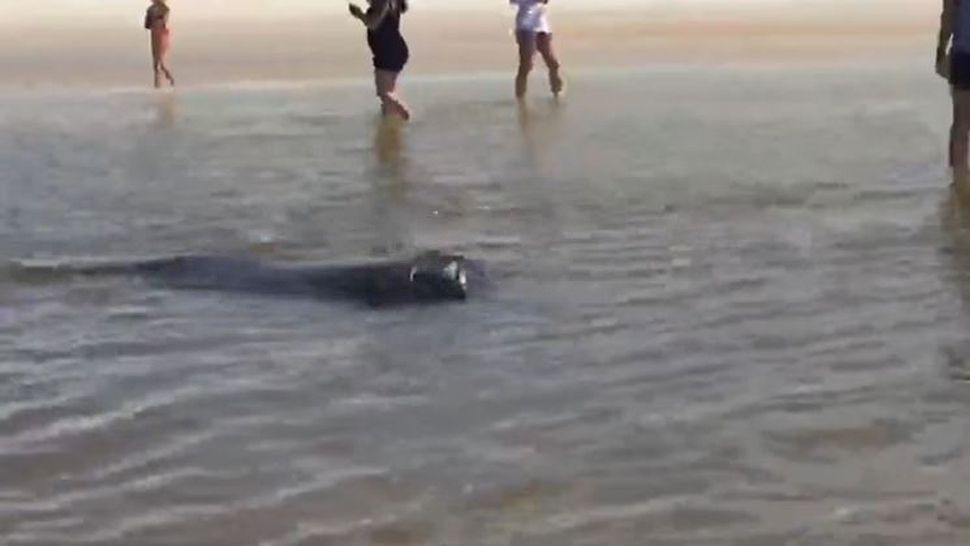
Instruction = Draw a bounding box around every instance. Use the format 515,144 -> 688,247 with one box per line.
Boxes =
952,0 -> 970,90
366,3 -> 409,73
144,7 -> 167,30
952,52 -> 970,90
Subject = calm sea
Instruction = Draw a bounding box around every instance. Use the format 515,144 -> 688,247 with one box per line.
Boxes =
2,62 -> 970,545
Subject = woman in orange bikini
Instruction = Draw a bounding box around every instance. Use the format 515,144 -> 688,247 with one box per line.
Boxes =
145,0 -> 176,89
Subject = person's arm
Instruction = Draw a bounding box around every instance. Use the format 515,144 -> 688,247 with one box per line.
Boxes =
349,0 -> 390,30
940,0 -> 956,62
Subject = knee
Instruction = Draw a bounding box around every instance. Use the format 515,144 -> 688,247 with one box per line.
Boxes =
518,60 -> 534,74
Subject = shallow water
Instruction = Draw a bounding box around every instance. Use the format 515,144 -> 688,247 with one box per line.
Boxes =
2,63 -> 970,545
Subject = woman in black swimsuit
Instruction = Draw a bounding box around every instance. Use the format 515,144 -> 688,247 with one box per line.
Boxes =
349,0 -> 412,120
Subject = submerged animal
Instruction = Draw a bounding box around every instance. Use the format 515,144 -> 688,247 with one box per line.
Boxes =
11,250 -> 475,307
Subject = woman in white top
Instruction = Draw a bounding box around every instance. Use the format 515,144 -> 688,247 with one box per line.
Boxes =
510,0 -> 564,99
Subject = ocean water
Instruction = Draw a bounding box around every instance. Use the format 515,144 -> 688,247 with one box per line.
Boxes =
2,62 -> 970,545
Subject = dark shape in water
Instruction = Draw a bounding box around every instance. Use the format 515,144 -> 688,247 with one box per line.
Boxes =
14,250 -> 474,307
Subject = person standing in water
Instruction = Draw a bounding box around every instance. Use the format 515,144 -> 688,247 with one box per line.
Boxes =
510,0 -> 564,100
144,0 -> 175,89
938,0 -> 970,189
349,0 -> 412,120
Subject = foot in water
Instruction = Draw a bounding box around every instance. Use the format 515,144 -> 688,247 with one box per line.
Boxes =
550,70 -> 566,98
392,103 -> 411,121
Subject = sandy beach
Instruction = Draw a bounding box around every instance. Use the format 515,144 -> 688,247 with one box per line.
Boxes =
0,7 -> 934,88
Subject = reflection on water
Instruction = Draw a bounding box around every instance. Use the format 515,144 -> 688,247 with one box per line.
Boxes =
370,116 -> 411,256
940,188 -> 970,383
373,115 -> 407,178
154,91 -> 179,128
517,98 -> 564,173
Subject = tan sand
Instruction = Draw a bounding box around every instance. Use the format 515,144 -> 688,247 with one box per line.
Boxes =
0,10 -> 936,88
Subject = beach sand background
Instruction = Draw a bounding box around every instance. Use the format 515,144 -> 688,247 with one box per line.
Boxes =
0,2 -> 937,87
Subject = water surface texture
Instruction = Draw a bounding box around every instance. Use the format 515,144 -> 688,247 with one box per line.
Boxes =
2,64 -> 970,545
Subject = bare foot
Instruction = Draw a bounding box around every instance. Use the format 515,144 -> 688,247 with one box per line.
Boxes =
393,102 -> 411,121
550,70 -> 566,97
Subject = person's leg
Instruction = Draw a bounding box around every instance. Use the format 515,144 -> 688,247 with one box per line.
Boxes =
159,35 -> 175,86
536,32 -> 564,96
158,58 -> 175,86
151,35 -> 163,89
372,71 -> 388,116
375,69 -> 411,121
515,31 -> 537,99
952,88 -> 970,189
